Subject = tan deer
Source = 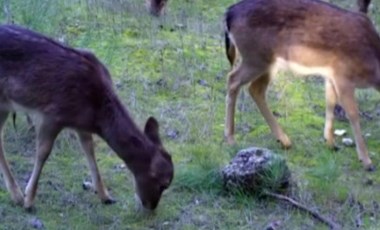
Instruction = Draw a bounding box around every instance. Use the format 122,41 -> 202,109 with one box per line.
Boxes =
223,0 -> 380,171
0,25 -> 173,211
225,0 -> 372,68
146,0 -> 168,16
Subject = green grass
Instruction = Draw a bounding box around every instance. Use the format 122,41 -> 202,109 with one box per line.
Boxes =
1,0 -> 380,229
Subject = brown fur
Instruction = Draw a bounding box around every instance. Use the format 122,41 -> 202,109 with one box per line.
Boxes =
146,0 -> 169,17
0,25 -> 173,210
224,0 -> 380,170
225,0 -> 372,67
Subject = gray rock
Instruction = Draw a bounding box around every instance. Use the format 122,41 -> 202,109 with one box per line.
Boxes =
82,180 -> 94,191
166,128 -> 180,139
222,147 -> 290,194
342,137 -> 355,147
28,217 -> 44,229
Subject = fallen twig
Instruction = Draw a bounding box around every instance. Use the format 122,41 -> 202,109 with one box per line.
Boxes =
264,191 -> 341,230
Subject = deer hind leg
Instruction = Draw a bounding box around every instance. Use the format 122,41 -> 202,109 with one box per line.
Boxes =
324,79 -> 338,148
24,118 -> 61,209
248,74 -> 291,148
76,131 -> 115,204
224,63 -> 266,144
0,111 -> 24,205
335,83 -> 373,171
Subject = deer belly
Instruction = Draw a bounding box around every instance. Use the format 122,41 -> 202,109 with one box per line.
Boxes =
272,57 -> 333,78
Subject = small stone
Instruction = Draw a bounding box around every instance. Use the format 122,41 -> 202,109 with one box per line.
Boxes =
237,123 -> 253,134
197,79 -> 209,87
115,81 -> 123,89
342,138 -> 355,147
57,36 -> 66,44
360,111 -> 373,121
28,217 -> 44,229
196,215 -> 208,224
166,129 -> 179,139
82,181 -> 94,191
334,129 -> 347,136
365,133 -> 371,138
265,220 -> 282,230
175,23 -> 186,29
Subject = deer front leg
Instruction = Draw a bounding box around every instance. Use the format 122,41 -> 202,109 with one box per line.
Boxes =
24,119 -> 60,210
225,67 -> 244,145
76,131 -> 115,204
225,63 -> 271,144
248,74 -> 291,148
337,84 -> 374,171
0,111 -> 24,205
324,79 -> 337,148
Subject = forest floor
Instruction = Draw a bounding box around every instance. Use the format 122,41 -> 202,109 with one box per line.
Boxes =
0,0 -> 380,229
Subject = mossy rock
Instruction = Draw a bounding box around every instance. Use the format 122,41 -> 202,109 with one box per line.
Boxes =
222,147 -> 291,194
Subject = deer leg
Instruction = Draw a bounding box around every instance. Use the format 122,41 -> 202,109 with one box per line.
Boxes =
24,119 -> 60,209
0,111 -> 24,205
225,64 -> 264,144
357,0 -> 370,13
248,74 -> 291,148
324,79 -> 337,148
225,67 -> 243,144
336,84 -> 373,171
76,131 -> 115,204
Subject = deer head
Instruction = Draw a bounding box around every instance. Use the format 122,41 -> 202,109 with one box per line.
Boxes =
132,117 -> 173,211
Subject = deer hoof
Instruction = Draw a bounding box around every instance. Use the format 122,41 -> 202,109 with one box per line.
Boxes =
326,142 -> 340,151
102,198 -> 117,205
25,205 -> 36,213
332,145 -> 340,151
324,138 -> 336,149
278,136 -> 292,149
365,164 -> 376,172
11,191 -> 24,206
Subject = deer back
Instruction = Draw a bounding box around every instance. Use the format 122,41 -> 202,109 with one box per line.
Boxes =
225,0 -> 380,87
0,25 -> 114,132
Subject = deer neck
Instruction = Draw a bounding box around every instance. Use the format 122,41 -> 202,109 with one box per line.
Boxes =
97,95 -> 152,172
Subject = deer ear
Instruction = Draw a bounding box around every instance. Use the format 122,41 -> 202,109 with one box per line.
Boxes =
144,117 -> 162,146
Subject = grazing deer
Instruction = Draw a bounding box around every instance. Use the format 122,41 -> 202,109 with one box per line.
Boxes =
146,0 -> 168,17
0,25 -> 173,211
223,0 -> 380,171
